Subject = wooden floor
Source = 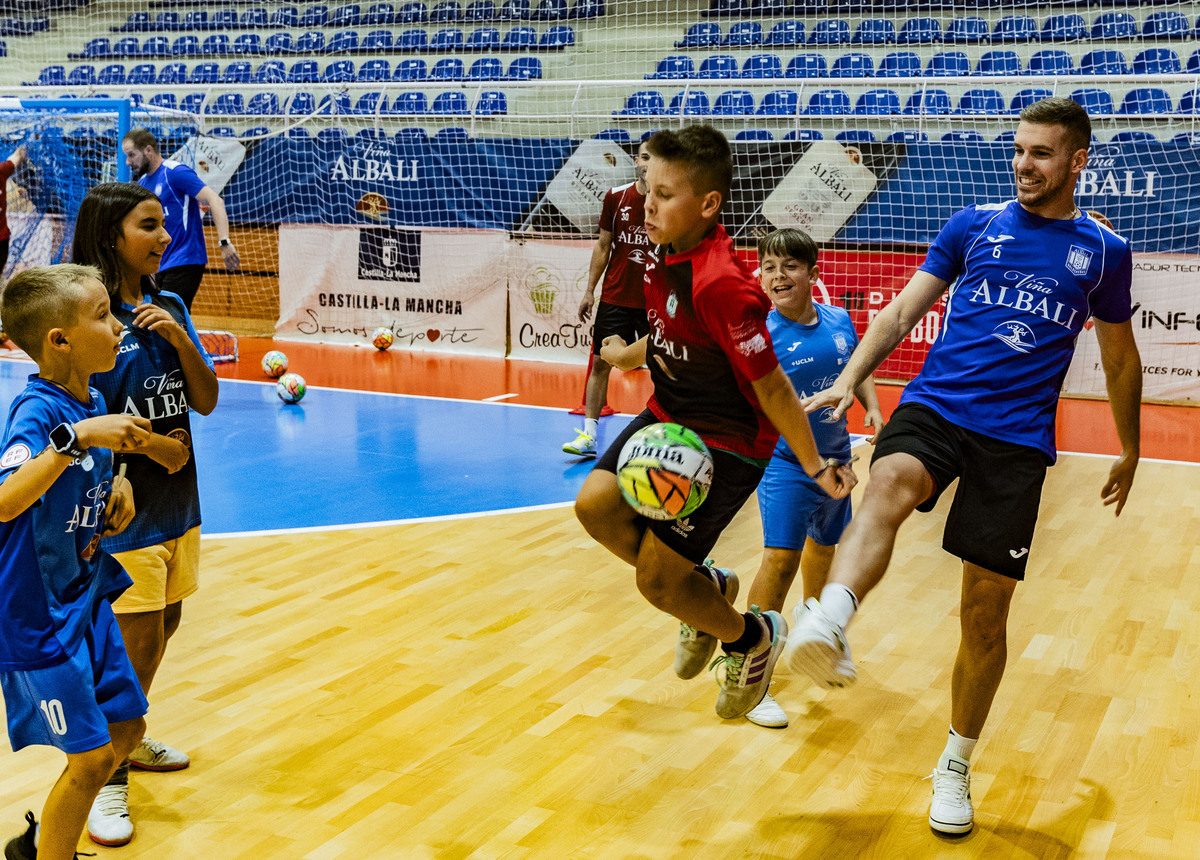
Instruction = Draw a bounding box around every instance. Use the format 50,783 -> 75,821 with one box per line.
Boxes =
2,449 -> 1198,858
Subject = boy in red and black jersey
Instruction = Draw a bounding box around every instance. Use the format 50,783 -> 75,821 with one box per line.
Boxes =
575,126 -> 856,720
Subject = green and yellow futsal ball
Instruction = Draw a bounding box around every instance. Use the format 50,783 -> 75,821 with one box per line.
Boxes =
617,423 -> 714,521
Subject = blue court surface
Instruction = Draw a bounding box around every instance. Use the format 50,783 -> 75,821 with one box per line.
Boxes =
0,360 -> 631,536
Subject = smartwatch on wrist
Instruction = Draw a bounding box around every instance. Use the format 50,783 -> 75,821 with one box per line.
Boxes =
48,423 -> 94,471
219,238 -> 231,248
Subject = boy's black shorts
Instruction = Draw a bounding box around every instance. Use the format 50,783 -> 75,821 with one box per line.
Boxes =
871,402 -> 1049,580
595,409 -> 765,565
592,301 -> 649,357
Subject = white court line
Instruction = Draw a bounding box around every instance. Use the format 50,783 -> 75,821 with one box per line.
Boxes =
482,392 -> 519,402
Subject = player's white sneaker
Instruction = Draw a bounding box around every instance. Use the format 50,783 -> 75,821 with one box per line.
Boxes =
562,430 -> 597,457
712,607 -> 787,719
780,597 -> 856,688
928,759 -> 974,834
88,777 -> 133,846
128,736 -> 190,772
745,691 -> 788,728
674,566 -> 738,679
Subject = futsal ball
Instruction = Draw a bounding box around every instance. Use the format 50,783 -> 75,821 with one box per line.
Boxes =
276,372 -> 306,404
616,423 -> 713,521
261,350 -> 288,378
372,327 -> 394,350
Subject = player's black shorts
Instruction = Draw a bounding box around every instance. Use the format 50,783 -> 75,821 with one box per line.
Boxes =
0,238 -> 9,277
871,402 -> 1049,580
595,409 -> 766,565
592,300 -> 649,357
154,264 -> 206,311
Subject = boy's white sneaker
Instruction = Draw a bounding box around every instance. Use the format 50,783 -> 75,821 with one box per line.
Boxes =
88,781 -> 133,846
780,597 -> 856,688
128,736 -> 190,772
928,759 -> 974,834
745,692 -> 788,728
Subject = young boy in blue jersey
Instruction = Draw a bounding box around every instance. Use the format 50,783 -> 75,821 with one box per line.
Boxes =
785,97 -> 1142,834
0,264 -> 153,860
71,182 -> 219,847
742,228 -> 882,729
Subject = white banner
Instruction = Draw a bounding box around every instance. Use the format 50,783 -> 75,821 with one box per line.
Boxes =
277,225 -> 507,355
507,239 -> 594,364
169,136 -> 246,194
761,140 -> 878,244
540,139 -> 636,234
1064,253 -> 1200,401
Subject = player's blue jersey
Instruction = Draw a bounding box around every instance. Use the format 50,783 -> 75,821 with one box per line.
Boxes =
139,159 -> 208,271
91,290 -> 213,552
768,302 -> 859,464
905,201 -> 1133,461
0,377 -> 131,671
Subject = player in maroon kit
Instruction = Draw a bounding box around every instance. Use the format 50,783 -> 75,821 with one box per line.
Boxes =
0,145 -> 28,280
575,126 -> 856,719
563,141 -> 653,458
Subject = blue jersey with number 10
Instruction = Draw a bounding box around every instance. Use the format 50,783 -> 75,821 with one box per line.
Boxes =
903,200 -> 1133,462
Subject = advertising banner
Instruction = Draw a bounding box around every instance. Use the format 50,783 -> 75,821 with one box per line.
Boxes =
536,139 -> 637,234
507,239 -> 594,364
170,136 -> 246,194
277,225 -> 507,355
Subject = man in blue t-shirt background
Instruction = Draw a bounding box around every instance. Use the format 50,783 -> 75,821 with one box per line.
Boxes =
782,97 -> 1142,836
120,129 -> 241,311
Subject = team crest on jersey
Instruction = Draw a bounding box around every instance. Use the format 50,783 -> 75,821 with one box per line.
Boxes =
629,248 -> 646,264
0,443 -> 31,469
1065,245 -> 1093,276
666,291 -> 678,318
991,321 -> 1037,354
832,332 -> 849,355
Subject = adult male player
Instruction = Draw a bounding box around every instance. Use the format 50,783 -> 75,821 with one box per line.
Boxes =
784,97 -> 1142,834
120,129 -> 241,310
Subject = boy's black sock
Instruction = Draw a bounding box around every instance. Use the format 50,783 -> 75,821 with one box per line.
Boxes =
721,611 -> 763,654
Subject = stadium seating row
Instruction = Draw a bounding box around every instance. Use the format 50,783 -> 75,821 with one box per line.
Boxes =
615,86 -> 1200,116
0,14 -> 46,34
109,89 -> 509,114
79,25 -> 574,58
35,56 -> 542,85
115,0 -> 602,31
649,48 -> 1200,79
599,127 -> 1200,145
677,13 -> 1200,48
700,0 -> 1188,18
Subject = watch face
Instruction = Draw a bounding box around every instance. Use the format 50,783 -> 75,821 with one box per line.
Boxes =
49,424 -> 76,452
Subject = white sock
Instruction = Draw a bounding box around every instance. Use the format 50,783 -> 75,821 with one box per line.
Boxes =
818,583 -> 859,629
584,418 -> 599,438
939,726 -> 978,772
33,822 -> 38,849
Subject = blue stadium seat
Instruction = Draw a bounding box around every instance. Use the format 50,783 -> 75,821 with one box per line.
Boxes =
301,5 -> 330,26
431,1 -> 462,21
886,130 -> 926,143
358,58 -> 392,81
475,90 -> 507,113
1111,130 -> 1156,143
323,59 -> 356,82
211,9 -> 238,28
1025,49 -> 1073,76
431,91 -> 470,113
944,16 -> 988,44
750,0 -> 789,16
398,1 -> 429,22
903,88 -> 951,115
35,64 -> 65,85
287,91 -> 316,114
288,59 -> 320,82
465,0 -> 495,20
316,128 -> 347,142
111,37 -> 141,57
724,21 -> 762,46
1117,87 -> 1172,114
466,26 -> 500,49
595,128 -> 630,141
331,4 -> 362,25
955,88 -> 1004,115
221,61 -> 252,83
735,129 -> 773,141
429,57 -> 465,80
712,89 -> 754,114
393,91 -> 429,113
676,22 -> 721,48
183,10 -> 208,29
785,53 -> 827,77
354,91 -> 387,113
188,61 -> 220,84
503,25 -> 538,48
392,58 -> 424,80
702,0 -> 744,18
264,33 -> 294,54
877,51 -> 920,77
232,34 -> 262,55
156,61 -> 187,84
648,55 -> 694,79
240,8 -> 269,27
741,53 -> 782,78
616,90 -> 664,115
830,52 -> 873,78
758,89 -> 799,115
1179,88 -> 1200,113
174,34 -> 201,56
668,90 -> 711,115
532,0 -> 567,19
783,129 -> 822,140
248,92 -> 281,114
1069,88 -> 1114,116
254,60 -> 288,82
400,28 -> 431,50
434,127 -> 469,141
1143,10 -> 1189,40
241,126 -> 271,139
852,19 -> 894,44
854,88 -> 899,115
202,35 -> 230,56
361,30 -> 395,51
567,0 -> 603,20
154,11 -> 179,29
507,56 -> 542,78
208,126 -> 238,138
328,30 -> 361,52
66,64 -> 95,85
943,130 -> 984,142
991,15 -> 1035,43
143,36 -> 170,57
995,130 -> 1016,143
1133,48 -> 1180,75
322,92 -> 353,114
1091,11 -> 1137,40
120,12 -> 149,32
836,129 -> 874,143
364,2 -> 396,24
126,62 -> 156,84
697,54 -> 738,78
469,56 -> 504,79
897,17 -> 941,44
1040,14 -> 1085,42
1009,88 -> 1052,113
395,127 -> 429,141
925,51 -> 969,77
294,30 -> 326,52
82,38 -> 110,58
1079,49 -> 1128,76
97,63 -> 126,85
497,0 -> 529,20
975,50 -> 1019,76
269,6 -> 299,27
764,20 -> 804,46
808,19 -> 849,45
806,88 -> 851,115
147,93 -> 176,110
209,93 -> 244,115
1172,132 -> 1200,145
